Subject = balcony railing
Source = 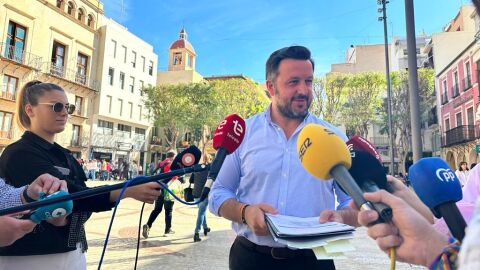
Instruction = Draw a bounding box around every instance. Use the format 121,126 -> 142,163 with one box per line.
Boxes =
0,90 -> 16,101
441,125 -> 478,147
0,130 -> 13,139
451,84 -> 459,98
0,42 -> 42,70
370,136 -> 389,146
464,76 -> 472,91
45,62 -> 98,91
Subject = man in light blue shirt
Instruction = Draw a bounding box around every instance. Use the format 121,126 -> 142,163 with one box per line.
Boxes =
209,46 -> 358,270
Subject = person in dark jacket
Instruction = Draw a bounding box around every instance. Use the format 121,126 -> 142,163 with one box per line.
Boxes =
191,155 -> 212,242
0,81 -> 161,269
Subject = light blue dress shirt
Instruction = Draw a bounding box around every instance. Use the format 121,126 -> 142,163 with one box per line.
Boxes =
0,178 -> 24,210
209,105 -> 352,247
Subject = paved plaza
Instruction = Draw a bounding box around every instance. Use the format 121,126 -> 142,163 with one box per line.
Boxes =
85,181 -> 425,270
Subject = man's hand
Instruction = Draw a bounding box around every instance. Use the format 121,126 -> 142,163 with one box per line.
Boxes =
0,215 -> 36,247
115,182 -> 162,204
358,190 -> 448,267
25,174 -> 68,202
319,208 -> 360,227
244,203 -> 278,236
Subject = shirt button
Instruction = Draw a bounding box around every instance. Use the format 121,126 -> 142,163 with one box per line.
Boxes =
283,173 -> 287,177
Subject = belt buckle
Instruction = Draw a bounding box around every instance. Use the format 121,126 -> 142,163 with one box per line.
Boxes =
271,247 -> 288,260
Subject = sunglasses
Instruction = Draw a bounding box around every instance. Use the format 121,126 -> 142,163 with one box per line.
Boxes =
38,102 -> 76,114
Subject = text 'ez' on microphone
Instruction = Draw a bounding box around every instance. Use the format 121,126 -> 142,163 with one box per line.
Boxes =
297,124 -> 391,222
200,114 -> 246,201
409,157 -> 467,241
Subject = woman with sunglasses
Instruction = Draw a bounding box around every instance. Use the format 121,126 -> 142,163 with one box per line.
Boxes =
0,80 -> 161,270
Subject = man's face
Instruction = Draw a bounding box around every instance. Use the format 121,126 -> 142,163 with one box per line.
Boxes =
267,58 -> 313,119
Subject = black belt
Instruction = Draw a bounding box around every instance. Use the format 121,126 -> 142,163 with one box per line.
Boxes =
236,236 -> 315,259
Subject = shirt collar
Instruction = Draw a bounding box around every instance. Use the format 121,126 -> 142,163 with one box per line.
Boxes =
263,103 -> 312,127
22,131 -> 59,151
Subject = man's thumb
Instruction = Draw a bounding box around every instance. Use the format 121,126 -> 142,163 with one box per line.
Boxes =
258,204 -> 278,214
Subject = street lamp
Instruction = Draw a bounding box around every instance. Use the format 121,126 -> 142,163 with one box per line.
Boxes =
377,0 -> 396,174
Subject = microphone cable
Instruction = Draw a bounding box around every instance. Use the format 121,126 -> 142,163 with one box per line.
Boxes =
97,174 -> 207,269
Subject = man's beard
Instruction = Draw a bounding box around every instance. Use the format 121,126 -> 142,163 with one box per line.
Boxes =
275,88 -> 311,119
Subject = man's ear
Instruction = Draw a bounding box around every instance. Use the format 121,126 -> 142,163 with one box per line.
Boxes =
266,80 -> 275,97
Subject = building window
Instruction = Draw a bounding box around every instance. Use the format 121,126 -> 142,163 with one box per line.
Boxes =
122,45 -> 127,63
107,95 -> 112,113
74,96 -> 82,116
135,127 -> 146,140
2,75 -> 18,100
467,107 -> 474,126
441,80 -> 448,104
173,53 -> 182,65
72,124 -> 80,146
148,61 -> 153,76
6,21 -> 26,63
118,98 -> 123,116
452,71 -> 459,97
129,76 -> 135,93
76,53 -> 88,85
141,56 -> 146,72
108,67 -> 114,86
56,0 -> 64,9
67,1 -> 75,16
119,72 -> 125,89
111,40 -> 117,58
117,124 -> 131,138
128,102 -> 133,118
456,112 -> 462,127
97,120 -> 113,135
445,118 -> 450,131
0,111 -> 13,139
139,80 -> 144,96
77,8 -> 84,22
138,105 -> 142,120
87,14 -> 94,28
51,41 -> 66,77
132,51 -> 136,68
465,61 -> 472,90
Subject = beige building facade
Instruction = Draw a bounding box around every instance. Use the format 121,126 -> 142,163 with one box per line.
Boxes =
90,17 -> 157,168
0,0 -> 103,158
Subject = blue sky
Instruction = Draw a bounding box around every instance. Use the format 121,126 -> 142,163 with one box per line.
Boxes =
103,0 -> 471,83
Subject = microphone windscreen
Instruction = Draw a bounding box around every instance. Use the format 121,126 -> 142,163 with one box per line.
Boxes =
170,145 -> 202,170
212,114 -> 245,154
347,135 -> 382,163
409,157 -> 463,211
349,150 -> 391,192
297,123 -> 351,180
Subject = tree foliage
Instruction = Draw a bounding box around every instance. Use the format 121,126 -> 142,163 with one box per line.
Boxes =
311,73 -> 349,125
342,72 -> 386,138
380,68 -> 435,171
141,78 -> 269,151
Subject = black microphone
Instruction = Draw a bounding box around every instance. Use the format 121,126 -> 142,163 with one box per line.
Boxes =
199,114 -> 246,201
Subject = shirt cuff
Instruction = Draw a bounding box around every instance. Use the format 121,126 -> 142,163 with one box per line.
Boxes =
208,190 -> 236,216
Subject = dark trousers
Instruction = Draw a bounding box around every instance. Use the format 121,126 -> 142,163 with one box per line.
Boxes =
146,195 -> 174,231
229,237 -> 336,270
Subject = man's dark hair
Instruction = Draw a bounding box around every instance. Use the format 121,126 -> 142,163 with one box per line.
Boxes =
166,152 -> 176,158
265,45 -> 315,81
474,0 -> 480,12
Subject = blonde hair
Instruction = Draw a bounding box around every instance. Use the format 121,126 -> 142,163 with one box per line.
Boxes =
16,80 -> 64,129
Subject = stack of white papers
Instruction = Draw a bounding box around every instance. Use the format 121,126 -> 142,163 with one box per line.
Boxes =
265,214 -> 356,260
